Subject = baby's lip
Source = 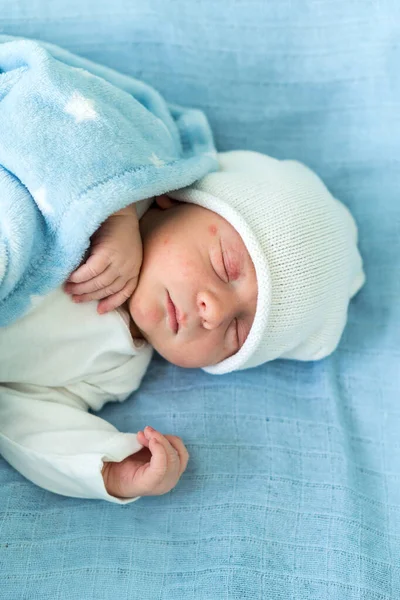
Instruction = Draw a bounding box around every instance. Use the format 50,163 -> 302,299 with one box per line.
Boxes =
166,291 -> 179,334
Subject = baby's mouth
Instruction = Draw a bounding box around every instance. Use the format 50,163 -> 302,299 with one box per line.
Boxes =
166,291 -> 179,334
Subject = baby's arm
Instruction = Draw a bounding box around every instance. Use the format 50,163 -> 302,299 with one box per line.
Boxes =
65,204 -> 142,314
0,383 -> 188,502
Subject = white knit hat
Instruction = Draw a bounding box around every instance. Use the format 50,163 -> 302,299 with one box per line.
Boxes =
168,151 -> 365,375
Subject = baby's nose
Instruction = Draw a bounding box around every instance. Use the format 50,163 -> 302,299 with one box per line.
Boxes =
197,290 -> 229,330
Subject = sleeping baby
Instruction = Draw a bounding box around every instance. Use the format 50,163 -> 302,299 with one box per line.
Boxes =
0,149 -> 365,503
0,36 -> 365,503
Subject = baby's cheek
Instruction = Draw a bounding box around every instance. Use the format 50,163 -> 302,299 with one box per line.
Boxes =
162,242 -> 195,280
178,258 -> 197,280
172,335 -> 223,368
131,295 -> 163,326
169,256 -> 200,296
146,307 -> 163,323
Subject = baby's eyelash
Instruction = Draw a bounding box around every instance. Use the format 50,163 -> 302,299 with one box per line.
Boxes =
221,243 -> 241,283
233,318 -> 240,349
222,255 -> 229,280
220,242 -> 229,281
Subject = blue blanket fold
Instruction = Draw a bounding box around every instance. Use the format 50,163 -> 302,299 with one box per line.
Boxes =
0,36 -> 218,326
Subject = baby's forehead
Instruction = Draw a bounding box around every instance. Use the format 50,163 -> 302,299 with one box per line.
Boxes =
191,202 -> 242,237
208,208 -> 247,250
181,201 -> 254,267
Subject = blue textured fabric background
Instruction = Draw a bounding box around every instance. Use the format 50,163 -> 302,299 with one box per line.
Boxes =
1,1 -> 399,599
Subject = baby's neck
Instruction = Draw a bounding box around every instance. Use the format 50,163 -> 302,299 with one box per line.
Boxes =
121,300 -> 144,341
129,318 -> 144,340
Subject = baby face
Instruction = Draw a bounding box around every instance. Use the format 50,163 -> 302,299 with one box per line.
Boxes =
128,196 -> 257,368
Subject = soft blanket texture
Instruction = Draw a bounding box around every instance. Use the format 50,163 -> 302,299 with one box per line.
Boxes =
0,36 -> 217,325
1,2 -> 399,600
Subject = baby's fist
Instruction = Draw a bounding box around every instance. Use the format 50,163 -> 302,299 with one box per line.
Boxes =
102,427 -> 189,499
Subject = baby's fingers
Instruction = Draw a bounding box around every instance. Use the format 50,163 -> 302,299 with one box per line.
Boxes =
138,438 -> 169,495
164,435 -> 190,476
68,253 -> 111,284
97,277 -> 138,314
65,266 -> 118,298
144,427 -> 180,468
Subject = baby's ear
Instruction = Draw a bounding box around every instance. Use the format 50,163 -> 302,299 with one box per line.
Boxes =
154,194 -> 181,210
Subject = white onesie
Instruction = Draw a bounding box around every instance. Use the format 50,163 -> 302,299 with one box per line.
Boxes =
0,287 -> 153,503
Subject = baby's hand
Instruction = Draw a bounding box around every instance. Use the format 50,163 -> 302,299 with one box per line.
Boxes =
65,204 -> 142,314
102,427 -> 189,499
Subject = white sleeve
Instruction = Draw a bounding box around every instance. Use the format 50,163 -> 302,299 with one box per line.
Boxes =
0,382 -> 143,504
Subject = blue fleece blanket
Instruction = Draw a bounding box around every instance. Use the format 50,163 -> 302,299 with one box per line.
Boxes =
0,36 -> 217,326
